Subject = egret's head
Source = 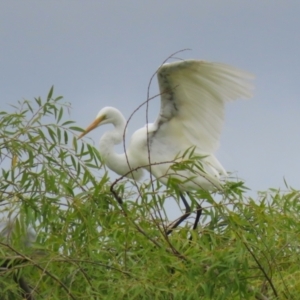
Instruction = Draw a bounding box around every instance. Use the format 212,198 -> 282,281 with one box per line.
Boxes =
78,107 -> 122,139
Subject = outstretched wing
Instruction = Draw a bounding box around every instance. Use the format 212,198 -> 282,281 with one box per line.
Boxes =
152,60 -> 253,154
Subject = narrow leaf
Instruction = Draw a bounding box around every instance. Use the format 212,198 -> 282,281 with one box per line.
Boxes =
47,86 -> 54,102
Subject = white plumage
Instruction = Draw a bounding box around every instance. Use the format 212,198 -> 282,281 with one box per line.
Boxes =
79,60 -> 253,192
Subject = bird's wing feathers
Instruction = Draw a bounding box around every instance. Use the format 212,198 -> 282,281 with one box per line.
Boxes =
153,60 -> 253,153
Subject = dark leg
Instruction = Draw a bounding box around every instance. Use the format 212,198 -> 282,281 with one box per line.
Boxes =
192,203 -> 202,230
15,275 -> 35,300
188,203 -> 202,241
166,193 -> 191,235
167,193 -> 202,236
0,259 -> 35,300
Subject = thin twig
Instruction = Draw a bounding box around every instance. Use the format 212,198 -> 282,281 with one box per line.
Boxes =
237,236 -> 278,298
0,242 -> 77,300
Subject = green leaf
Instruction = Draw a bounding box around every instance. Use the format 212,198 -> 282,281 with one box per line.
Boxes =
35,97 -> 42,106
57,107 -> 63,123
47,86 -> 54,102
56,128 -> 61,143
54,96 -> 63,102
64,131 -> 69,144
69,126 -> 84,132
47,127 -> 56,143
62,120 -> 75,126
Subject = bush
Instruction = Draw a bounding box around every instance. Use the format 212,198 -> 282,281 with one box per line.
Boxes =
0,88 -> 299,299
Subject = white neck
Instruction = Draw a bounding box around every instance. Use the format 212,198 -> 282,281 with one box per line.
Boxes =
99,111 -> 143,180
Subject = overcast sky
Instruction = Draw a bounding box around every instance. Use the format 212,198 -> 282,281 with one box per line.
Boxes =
1,1 -> 300,201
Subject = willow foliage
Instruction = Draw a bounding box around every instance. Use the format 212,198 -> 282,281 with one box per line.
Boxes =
0,89 -> 299,299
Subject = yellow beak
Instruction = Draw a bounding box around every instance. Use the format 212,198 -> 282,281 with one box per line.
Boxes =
78,116 -> 105,139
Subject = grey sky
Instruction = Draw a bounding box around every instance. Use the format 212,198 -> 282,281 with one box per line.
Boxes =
1,1 -> 300,197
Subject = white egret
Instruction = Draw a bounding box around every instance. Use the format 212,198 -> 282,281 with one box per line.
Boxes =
79,60 -> 253,233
